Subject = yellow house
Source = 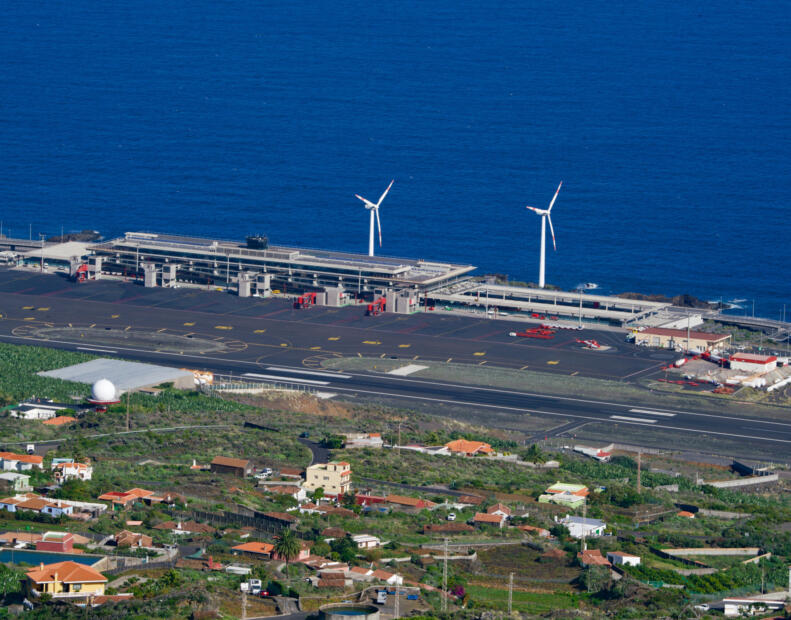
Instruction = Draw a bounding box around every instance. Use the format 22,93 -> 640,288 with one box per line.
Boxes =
26,561 -> 106,600
304,461 -> 351,497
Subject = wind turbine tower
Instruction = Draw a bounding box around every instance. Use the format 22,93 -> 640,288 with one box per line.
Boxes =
355,180 -> 394,257
526,181 -> 562,288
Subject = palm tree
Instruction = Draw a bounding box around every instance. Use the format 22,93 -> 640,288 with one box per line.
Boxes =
274,528 -> 301,586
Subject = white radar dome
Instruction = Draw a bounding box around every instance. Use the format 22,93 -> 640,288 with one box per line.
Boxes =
91,378 -> 117,402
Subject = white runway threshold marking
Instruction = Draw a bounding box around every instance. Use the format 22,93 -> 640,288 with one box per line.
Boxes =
77,347 -> 118,353
266,366 -> 351,379
387,364 -> 428,376
610,415 -> 657,424
243,373 -> 329,386
628,408 -> 676,417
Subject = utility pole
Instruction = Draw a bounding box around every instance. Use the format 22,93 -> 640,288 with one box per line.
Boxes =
241,590 -> 247,620
397,422 -> 401,450
581,499 -> 587,552
508,571 -> 514,614
637,451 -> 642,492
394,582 -> 400,619
442,537 -> 448,613
126,392 -> 130,432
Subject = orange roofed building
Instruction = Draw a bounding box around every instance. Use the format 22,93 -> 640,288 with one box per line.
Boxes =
26,561 -> 107,600
444,439 -> 493,456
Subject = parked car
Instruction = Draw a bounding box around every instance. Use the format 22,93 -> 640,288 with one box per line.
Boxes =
447,513 -> 456,521
376,590 -> 388,605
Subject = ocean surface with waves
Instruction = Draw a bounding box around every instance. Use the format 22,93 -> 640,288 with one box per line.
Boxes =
0,1 -> 788,318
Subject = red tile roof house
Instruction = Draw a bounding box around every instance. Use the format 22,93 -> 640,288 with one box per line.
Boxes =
372,568 -> 403,586
153,521 -> 216,536
472,513 -> 506,528
384,495 -> 437,512
577,549 -> 612,568
97,488 -> 155,509
486,503 -> 512,518
348,566 -> 375,582
444,439 -> 494,456
517,525 -> 550,538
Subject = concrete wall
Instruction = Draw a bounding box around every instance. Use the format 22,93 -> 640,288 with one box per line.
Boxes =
705,474 -> 778,489
663,547 -> 760,557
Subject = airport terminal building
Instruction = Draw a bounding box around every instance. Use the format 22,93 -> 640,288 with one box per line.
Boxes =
2,232 -> 670,324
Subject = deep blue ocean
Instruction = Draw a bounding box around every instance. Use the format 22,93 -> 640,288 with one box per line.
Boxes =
0,2 -> 788,318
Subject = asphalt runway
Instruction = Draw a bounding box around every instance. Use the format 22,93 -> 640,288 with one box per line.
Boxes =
8,269 -> 791,454
0,269 -> 672,381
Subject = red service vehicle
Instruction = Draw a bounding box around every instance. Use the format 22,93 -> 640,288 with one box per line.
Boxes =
576,338 -> 601,349
294,292 -> 317,309
366,297 -> 386,316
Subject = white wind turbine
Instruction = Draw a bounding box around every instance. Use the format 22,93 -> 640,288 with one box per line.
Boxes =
526,181 -> 562,288
355,180 -> 394,257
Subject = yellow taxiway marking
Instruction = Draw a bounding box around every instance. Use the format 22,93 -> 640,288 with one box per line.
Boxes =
124,326 -> 131,331
547,360 -> 559,365
68,323 -> 72,327
23,317 -> 35,321
380,353 -> 386,358
254,329 -> 266,334
110,314 -> 120,319
183,321 -> 195,326
36,307 -> 50,311
89,323 -> 96,328
362,340 -> 381,345
478,361 -> 487,366
473,351 -> 486,357
214,325 -> 233,330
413,355 -> 419,360
157,328 -> 167,333
280,343 -> 288,347
357,352 -> 362,357
310,346 -> 321,350
571,371 -> 579,376
22,306 -> 34,310
398,344 -> 410,348
328,337 -> 340,341
520,365 -> 529,370
446,358 -> 453,363
184,332 -> 195,337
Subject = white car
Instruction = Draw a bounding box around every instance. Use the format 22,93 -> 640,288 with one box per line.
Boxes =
447,513 -> 456,521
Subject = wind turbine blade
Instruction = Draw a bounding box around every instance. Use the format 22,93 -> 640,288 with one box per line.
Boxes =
376,179 -> 395,208
547,215 -> 557,251
548,181 -> 563,212
355,194 -> 375,208
375,207 -> 382,247
525,206 -> 542,214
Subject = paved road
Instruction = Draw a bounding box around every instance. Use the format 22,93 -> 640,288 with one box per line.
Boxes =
3,270 -> 791,453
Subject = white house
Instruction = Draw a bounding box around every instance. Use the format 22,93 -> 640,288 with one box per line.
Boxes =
0,472 -> 32,493
10,400 -> 67,421
606,551 -> 641,567
52,462 -> 93,483
558,515 -> 606,539
351,534 -> 381,549
343,433 -> 384,449
0,452 -> 44,471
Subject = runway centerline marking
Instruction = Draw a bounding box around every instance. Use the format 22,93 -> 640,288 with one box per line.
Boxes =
629,408 -> 676,417
611,415 -> 656,424
362,340 -> 381,345
215,325 -> 233,330
265,367 -> 351,379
